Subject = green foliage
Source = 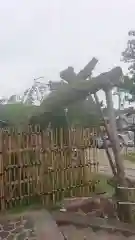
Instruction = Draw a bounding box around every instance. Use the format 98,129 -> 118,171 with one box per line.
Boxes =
122,30 -> 135,76
30,109 -> 69,130
0,102 -> 100,129
123,152 -> 135,162
0,85 -> 101,128
68,109 -> 101,127
0,103 -> 38,126
121,30 -> 135,103
119,76 -> 135,102
67,98 -> 101,127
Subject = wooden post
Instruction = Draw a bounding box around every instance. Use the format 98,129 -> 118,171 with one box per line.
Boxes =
105,88 -> 132,222
94,93 -> 117,176
105,89 -> 125,176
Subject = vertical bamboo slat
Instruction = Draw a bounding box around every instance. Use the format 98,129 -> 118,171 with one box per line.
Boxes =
0,130 -> 5,210
0,126 -> 99,211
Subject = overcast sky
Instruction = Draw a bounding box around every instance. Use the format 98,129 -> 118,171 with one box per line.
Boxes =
0,0 -> 135,106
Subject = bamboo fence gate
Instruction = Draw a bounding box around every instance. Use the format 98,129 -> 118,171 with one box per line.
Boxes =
0,126 -> 99,210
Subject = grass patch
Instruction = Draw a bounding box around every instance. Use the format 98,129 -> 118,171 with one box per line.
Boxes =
123,152 -> 135,162
8,203 -> 42,215
5,174 -> 114,215
7,197 -> 42,215
89,173 -> 114,196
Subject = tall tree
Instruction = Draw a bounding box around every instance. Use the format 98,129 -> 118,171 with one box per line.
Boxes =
122,30 -> 135,75
121,30 -> 135,104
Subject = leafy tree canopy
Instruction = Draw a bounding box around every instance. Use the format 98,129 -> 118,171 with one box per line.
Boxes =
122,30 -> 135,76
120,30 -> 135,103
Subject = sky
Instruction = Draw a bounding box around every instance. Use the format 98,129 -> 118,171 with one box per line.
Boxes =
0,0 -> 135,107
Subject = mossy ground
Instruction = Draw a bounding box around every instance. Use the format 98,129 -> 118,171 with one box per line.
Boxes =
7,173 -> 114,215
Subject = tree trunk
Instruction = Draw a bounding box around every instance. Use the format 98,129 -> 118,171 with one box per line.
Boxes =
105,88 -> 132,222
35,67 -> 122,116
94,93 -> 117,176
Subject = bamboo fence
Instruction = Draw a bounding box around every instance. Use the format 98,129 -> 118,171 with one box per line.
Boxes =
0,126 -> 99,210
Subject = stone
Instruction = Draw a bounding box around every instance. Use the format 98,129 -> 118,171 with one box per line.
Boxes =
3,223 -> 14,232
7,234 -> 15,240
11,226 -> 23,235
0,230 -> 9,239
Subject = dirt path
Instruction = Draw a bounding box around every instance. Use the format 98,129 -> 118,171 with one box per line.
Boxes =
0,210 -> 134,239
